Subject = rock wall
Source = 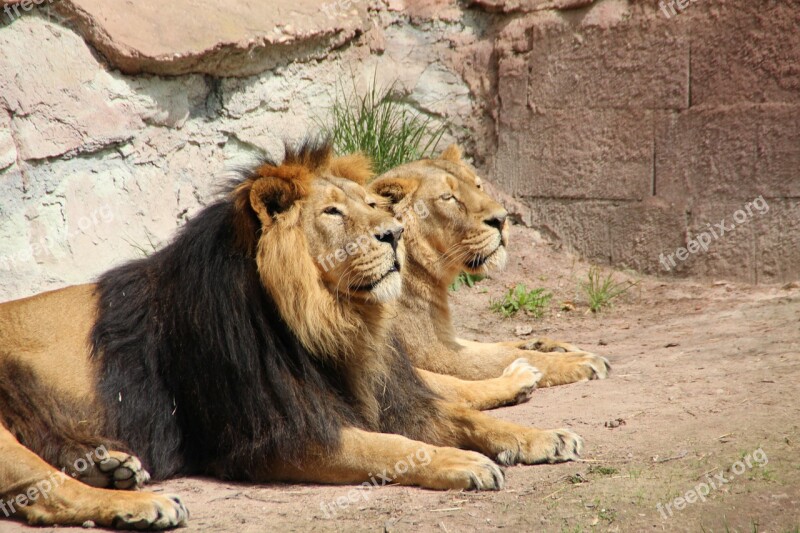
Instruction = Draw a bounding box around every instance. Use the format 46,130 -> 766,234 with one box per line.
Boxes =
0,0 -> 797,301
0,1 -> 477,301
480,0 -> 800,283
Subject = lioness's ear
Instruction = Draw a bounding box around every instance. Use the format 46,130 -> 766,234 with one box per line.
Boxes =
249,163 -> 312,224
440,144 -> 463,163
369,177 -> 419,205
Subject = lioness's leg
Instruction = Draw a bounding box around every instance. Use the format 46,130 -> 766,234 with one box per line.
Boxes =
502,337 -> 583,353
0,425 -> 187,529
417,359 -> 542,410
450,339 -> 610,387
270,427 -> 505,491
438,402 -> 583,465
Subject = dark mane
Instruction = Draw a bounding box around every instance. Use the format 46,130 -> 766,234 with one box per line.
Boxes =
92,140 -> 360,480
91,139 -> 440,481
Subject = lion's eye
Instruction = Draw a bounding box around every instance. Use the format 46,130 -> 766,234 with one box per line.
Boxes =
367,202 -> 378,209
440,193 -> 455,201
323,206 -> 343,216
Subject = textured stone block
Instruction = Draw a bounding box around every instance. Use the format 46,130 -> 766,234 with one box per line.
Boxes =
690,2 -> 800,106
524,20 -> 688,110
493,108 -> 654,200
520,198 -> 686,274
656,105 -> 800,205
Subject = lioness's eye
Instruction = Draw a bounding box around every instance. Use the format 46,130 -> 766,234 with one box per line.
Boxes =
323,206 -> 343,216
440,193 -> 455,201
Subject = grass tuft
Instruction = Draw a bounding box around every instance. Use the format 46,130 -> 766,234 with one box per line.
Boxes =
581,266 -> 638,313
491,284 -> 552,318
318,74 -> 446,174
449,272 -> 485,291
588,465 -> 619,476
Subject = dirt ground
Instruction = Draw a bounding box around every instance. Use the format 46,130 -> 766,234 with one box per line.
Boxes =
6,225 -> 800,533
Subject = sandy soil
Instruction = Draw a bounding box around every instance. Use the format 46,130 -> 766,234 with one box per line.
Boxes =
5,225 -> 800,533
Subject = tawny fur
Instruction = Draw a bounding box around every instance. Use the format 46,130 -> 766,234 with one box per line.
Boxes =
0,142 -> 584,530
369,146 -> 611,386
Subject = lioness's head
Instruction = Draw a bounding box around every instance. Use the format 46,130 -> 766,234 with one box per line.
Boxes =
369,145 -> 508,284
231,141 -> 404,356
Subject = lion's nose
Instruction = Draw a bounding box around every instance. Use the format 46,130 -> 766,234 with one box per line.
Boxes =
484,212 -> 507,231
375,226 -> 403,251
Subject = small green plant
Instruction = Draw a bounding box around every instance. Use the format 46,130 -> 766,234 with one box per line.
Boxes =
449,272 -> 485,291
318,74 -> 446,174
490,284 -> 552,318
581,266 -> 638,313
567,473 -> 587,484
588,465 -> 619,477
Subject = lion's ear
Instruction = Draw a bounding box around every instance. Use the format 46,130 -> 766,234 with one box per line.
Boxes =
369,177 -> 418,205
439,144 -> 463,163
249,164 -> 311,224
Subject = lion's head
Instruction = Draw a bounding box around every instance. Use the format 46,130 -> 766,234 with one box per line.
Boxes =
369,145 -> 508,285
89,140 -> 413,477
231,141 -> 404,357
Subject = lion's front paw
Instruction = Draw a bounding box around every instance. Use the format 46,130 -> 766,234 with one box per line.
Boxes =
100,453 -> 151,491
111,493 -> 189,530
421,449 -> 505,491
80,451 -> 151,491
496,429 -> 583,465
24,489 -> 188,530
501,358 -> 543,404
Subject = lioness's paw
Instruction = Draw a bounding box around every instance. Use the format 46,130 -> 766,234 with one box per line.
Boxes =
535,352 -> 611,387
576,352 -> 611,380
501,358 -> 543,404
582,353 -> 611,380
423,449 -> 505,491
496,429 -> 584,466
97,453 -> 151,491
517,337 -> 582,353
111,493 -> 188,530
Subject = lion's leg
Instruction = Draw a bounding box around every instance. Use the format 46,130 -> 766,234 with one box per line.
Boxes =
450,339 -> 610,387
37,434 -> 150,491
438,402 -> 583,465
0,425 -> 187,529
416,361 -> 542,410
270,427 -> 505,491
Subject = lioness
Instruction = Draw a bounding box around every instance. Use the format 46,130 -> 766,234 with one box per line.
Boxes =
369,145 -> 611,387
0,140 -> 580,529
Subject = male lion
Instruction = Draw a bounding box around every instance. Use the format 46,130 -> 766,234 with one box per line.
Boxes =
369,145 -> 611,387
0,140 -> 579,530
